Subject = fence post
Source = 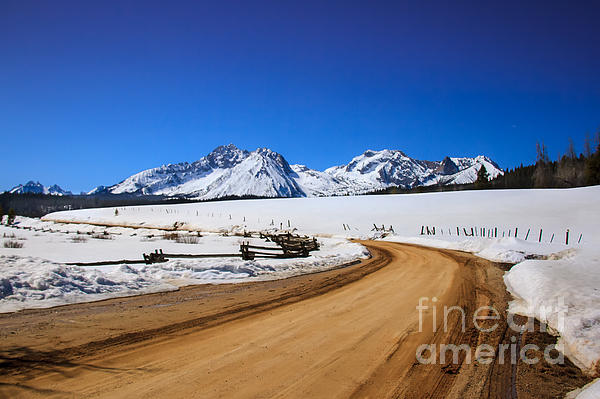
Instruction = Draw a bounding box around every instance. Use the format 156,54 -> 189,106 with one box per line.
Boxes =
457,227 -> 460,236
539,229 -> 542,243
421,226 -> 425,235
578,234 -> 582,244
566,229 -> 569,245
515,228 -> 518,238
550,233 -> 554,243
495,227 -> 497,238
525,229 -> 530,241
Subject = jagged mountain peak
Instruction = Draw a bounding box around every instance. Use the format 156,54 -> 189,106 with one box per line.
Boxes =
9,181 -> 72,196
105,144 -> 304,199
202,144 -> 250,169
362,148 -> 407,157
437,156 -> 460,175
339,149 -> 412,173
96,144 -> 503,199
251,148 -> 296,175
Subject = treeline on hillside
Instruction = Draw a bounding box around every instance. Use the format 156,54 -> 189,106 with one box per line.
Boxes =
369,133 -> 600,195
0,193 -> 178,218
491,137 -> 600,189
0,193 -> 278,218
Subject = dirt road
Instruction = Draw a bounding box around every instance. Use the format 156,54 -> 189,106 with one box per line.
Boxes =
0,242 -> 588,398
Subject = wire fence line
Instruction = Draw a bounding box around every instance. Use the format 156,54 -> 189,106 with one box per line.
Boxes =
419,225 -> 582,245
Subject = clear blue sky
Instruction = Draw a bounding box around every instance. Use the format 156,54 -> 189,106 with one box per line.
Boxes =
1,0 -> 599,193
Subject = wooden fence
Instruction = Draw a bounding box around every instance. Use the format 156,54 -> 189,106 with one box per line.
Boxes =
63,232 -> 321,266
419,225 -> 582,245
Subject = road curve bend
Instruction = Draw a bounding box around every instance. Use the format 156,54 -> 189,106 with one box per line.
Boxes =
1,241 -> 512,398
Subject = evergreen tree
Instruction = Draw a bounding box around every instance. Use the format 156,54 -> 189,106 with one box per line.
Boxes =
584,133 -> 592,158
7,208 -> 16,225
534,141 -> 552,187
536,142 -> 550,163
557,138 -> 581,187
584,143 -> 600,186
475,165 -> 490,189
567,138 -> 577,160
0,205 -> 4,224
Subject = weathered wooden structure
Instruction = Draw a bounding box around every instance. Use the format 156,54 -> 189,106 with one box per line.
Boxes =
240,232 -> 320,260
64,231 -> 320,266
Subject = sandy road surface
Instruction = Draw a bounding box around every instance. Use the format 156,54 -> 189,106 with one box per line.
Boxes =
0,242 -> 584,398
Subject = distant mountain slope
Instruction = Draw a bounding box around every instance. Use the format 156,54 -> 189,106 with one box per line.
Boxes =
9,181 -> 72,196
300,150 -> 502,195
92,144 -> 503,199
434,156 -> 503,185
100,145 -> 305,199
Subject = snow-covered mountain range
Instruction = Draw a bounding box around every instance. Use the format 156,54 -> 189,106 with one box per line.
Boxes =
9,181 -> 72,196
92,144 -> 503,199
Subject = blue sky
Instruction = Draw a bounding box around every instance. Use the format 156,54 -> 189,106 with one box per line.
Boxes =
1,0 -> 599,193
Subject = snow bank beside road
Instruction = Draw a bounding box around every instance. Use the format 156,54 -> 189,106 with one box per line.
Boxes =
567,379 -> 600,399
0,238 -> 367,313
504,249 -> 600,374
0,255 -> 177,312
0,221 -> 368,313
382,235 -> 569,264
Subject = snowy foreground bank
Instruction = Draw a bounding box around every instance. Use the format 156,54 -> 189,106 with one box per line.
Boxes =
0,220 -> 368,313
2,186 -> 599,395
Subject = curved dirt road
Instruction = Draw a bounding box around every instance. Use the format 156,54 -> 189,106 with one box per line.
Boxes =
2,242 -> 512,398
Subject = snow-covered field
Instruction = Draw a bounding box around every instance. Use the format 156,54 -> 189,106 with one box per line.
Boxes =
2,186 -> 599,394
